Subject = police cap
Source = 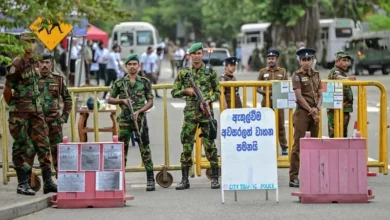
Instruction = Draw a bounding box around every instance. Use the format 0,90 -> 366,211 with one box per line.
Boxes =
224,56 -> 237,66
40,53 -> 52,61
266,50 -> 279,57
296,48 -> 316,60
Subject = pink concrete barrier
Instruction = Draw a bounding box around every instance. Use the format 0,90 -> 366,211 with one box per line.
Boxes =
291,131 -> 375,203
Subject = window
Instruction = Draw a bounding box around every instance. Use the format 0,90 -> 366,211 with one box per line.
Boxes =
203,50 -> 229,66
136,31 -> 154,46
335,28 -> 352,38
120,32 -> 134,46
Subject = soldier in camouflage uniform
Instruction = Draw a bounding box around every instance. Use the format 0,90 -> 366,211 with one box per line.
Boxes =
108,54 -> 156,192
327,51 -> 356,137
171,42 -> 221,190
28,53 -> 72,183
219,56 -> 242,109
6,33 -> 56,196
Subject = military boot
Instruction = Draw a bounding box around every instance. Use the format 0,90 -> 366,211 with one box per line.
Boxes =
16,169 -> 35,196
42,168 -> 57,194
175,167 -> 190,190
146,171 -> 155,191
211,167 -> 220,189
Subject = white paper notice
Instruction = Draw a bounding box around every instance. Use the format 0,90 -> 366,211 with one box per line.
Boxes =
276,99 -> 288,108
103,144 -> 123,170
334,95 -> 343,101
288,101 -> 296,108
58,173 -> 85,192
96,171 -> 123,191
280,82 -> 289,93
335,88 -> 343,93
58,145 -> 78,171
334,101 -> 342,109
81,144 -> 100,171
288,93 -> 296,101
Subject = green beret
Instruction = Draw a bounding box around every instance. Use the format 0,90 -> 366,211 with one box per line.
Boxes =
335,51 -> 352,60
40,53 -> 52,60
125,54 -> 139,64
189,42 -> 203,54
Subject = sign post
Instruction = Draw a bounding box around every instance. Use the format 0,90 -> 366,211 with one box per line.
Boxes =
220,108 -> 279,204
29,17 -> 73,51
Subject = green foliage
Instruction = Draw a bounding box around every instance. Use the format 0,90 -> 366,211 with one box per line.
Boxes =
0,0 -> 131,65
366,14 -> 390,30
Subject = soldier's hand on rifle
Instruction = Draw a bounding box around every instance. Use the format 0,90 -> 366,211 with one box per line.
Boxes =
200,100 -> 211,116
347,75 -> 356,80
183,88 -> 196,97
133,110 -> 140,121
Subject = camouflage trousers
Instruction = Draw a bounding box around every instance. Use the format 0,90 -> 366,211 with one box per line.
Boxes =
118,113 -> 153,171
180,109 -> 218,169
27,119 -> 63,170
327,111 -> 351,138
8,112 -> 51,173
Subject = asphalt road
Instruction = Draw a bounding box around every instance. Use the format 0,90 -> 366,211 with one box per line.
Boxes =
3,60 -> 390,219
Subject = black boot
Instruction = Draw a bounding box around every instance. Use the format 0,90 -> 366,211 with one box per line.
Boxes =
16,169 -> 35,196
42,168 -> 57,194
211,167 -> 220,189
175,167 -> 190,190
146,171 -> 155,191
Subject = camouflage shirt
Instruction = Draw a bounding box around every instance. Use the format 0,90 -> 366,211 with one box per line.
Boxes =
171,63 -> 220,106
38,72 -> 72,122
6,56 -> 41,112
328,67 -> 353,112
110,74 -> 154,113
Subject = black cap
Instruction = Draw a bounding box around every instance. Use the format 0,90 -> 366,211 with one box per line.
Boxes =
224,56 -> 237,66
266,50 -> 279,57
296,48 -> 316,60
41,53 -> 52,60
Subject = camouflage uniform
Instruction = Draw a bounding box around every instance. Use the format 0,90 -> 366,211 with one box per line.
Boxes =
327,67 -> 353,137
28,71 -> 72,173
110,74 -> 154,170
6,48 -> 54,195
172,42 -> 221,190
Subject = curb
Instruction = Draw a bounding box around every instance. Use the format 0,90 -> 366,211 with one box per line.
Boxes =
0,195 -> 52,220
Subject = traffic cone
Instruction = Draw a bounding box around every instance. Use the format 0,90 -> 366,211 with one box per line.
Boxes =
354,120 -> 378,177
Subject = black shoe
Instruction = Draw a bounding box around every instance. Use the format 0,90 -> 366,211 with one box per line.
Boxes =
281,146 -> 288,156
176,167 -> 190,190
289,179 -> 299,188
211,167 -> 220,189
146,171 -> 155,191
42,168 -> 57,194
16,169 -> 35,196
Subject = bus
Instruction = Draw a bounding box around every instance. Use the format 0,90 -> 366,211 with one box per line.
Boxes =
238,18 -> 361,69
317,18 -> 362,68
237,22 -> 271,68
109,22 -> 160,60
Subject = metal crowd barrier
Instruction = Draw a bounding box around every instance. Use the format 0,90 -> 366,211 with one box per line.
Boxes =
1,80 -> 388,189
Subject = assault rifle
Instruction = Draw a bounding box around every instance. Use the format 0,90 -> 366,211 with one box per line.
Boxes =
185,68 -> 218,139
122,81 -> 143,146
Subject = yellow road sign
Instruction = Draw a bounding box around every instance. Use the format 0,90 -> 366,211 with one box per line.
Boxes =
29,17 -> 73,51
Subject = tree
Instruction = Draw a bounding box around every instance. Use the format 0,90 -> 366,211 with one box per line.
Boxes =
0,0 -> 131,64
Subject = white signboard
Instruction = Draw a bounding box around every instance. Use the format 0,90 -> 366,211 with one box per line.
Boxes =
220,108 -> 279,203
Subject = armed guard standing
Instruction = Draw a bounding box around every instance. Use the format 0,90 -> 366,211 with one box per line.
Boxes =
171,42 -> 221,190
257,50 -> 289,155
219,56 -> 242,109
327,51 -> 356,137
27,53 -> 72,183
289,48 -> 323,188
4,33 -> 56,195
108,54 -> 156,191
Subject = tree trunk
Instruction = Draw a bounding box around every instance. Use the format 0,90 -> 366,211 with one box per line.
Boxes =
270,0 -> 320,51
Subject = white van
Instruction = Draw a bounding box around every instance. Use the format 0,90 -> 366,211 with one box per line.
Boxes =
110,22 -> 160,60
